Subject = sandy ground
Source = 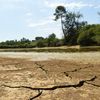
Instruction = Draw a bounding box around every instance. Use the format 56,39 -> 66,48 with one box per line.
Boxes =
0,52 -> 100,64
0,52 -> 100,100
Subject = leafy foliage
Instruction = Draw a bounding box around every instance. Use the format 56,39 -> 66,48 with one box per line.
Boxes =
0,8 -> 100,48
54,5 -> 87,45
0,33 -> 63,48
77,24 -> 100,46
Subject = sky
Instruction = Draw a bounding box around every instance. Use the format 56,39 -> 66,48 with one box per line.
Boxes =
0,0 -> 100,41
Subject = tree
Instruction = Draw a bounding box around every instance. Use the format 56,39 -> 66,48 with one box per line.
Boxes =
36,40 -> 45,47
48,33 -> 56,40
35,37 -> 44,41
54,6 -> 67,44
77,24 -> 100,46
54,5 -> 86,45
20,37 -> 30,43
47,33 -> 58,47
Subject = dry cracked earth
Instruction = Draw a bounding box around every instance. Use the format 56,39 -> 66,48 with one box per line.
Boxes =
0,52 -> 100,100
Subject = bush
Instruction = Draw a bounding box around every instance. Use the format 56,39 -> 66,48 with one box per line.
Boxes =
77,24 -> 100,46
92,35 -> 100,45
36,40 -> 46,47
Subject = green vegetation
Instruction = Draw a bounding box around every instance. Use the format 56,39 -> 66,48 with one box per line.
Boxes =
77,24 -> 100,46
0,33 -> 62,48
0,6 -> 100,49
0,24 -> 100,48
54,6 -> 87,45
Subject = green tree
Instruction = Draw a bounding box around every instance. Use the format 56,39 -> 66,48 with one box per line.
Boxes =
35,37 -> 44,41
54,6 -> 66,44
54,5 -> 86,45
47,33 -> 58,47
20,37 -> 30,43
77,24 -> 100,46
36,40 -> 45,47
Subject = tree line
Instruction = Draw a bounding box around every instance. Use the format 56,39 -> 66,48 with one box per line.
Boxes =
0,33 -> 62,48
0,5 -> 100,48
53,6 -> 100,46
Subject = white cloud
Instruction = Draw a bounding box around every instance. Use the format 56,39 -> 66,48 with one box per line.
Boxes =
0,0 -> 24,8
44,0 -> 94,9
66,2 -> 93,9
28,20 -> 54,27
0,0 -> 24,4
26,12 -> 33,16
26,15 -> 56,28
94,5 -> 100,8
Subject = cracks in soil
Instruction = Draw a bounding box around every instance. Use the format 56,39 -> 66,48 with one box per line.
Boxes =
29,90 -> 43,100
63,65 -> 94,79
63,72 -> 72,79
85,81 -> 100,87
35,62 -> 48,74
65,64 -> 94,73
0,61 -> 99,100
1,76 -> 99,100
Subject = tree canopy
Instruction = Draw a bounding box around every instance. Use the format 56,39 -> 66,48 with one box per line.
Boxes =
54,5 -> 87,45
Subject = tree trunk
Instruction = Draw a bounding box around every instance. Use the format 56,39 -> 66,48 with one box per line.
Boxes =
61,16 -> 67,45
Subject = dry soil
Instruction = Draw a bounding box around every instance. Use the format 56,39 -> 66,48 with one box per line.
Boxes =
0,52 -> 100,100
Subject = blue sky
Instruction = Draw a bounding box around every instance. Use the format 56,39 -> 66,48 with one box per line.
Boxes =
0,0 -> 100,41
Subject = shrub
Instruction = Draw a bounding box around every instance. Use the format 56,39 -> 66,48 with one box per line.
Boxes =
77,24 -> 100,46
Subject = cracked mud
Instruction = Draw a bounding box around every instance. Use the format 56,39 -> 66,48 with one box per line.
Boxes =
0,52 -> 100,100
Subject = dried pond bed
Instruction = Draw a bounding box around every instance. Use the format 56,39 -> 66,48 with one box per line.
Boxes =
0,52 -> 100,100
